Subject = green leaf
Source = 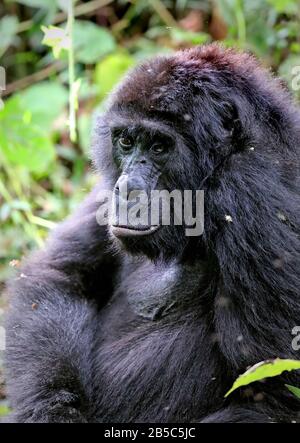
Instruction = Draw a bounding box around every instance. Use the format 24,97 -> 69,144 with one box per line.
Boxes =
0,15 -> 19,57
94,52 -> 134,98
73,20 -> 116,64
0,405 -> 11,417
266,0 -> 298,14
286,384 -> 300,399
20,81 -> 68,130
170,28 -> 210,45
225,359 -> 300,397
0,95 -> 56,174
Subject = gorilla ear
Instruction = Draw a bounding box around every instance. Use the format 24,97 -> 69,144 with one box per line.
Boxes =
221,101 -> 246,151
222,102 -> 240,134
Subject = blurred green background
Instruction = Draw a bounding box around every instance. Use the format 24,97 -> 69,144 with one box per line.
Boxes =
0,0 -> 299,412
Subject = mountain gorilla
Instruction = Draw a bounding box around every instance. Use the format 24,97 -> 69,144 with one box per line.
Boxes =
5,44 -> 300,423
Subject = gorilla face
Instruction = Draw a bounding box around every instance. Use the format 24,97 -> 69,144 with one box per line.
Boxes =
94,111 -> 200,259
110,119 -> 176,237
111,119 -> 200,258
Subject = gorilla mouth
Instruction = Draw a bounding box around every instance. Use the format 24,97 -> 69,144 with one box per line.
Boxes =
111,225 -> 160,238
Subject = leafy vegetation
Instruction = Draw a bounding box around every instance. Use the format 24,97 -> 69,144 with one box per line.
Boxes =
225,359 -> 300,398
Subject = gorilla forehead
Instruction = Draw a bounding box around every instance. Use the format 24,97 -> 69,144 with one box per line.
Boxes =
108,44 -> 270,116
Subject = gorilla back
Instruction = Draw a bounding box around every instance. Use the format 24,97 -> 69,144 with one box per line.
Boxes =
5,44 -> 300,423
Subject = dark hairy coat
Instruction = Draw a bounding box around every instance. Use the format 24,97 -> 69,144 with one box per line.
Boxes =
5,44 -> 300,423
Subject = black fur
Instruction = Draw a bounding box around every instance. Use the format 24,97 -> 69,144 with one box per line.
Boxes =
5,44 -> 300,423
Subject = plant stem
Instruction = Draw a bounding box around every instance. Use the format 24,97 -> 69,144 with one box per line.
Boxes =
235,0 -> 246,46
67,0 -> 77,143
3,60 -> 65,97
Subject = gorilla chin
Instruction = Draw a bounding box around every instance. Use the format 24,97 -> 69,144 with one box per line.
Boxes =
111,221 -> 190,262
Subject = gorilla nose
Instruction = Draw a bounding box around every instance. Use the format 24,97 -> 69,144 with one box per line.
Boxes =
115,174 -> 146,201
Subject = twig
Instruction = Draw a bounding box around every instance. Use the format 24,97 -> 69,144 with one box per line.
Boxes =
149,0 -> 178,28
3,60 -> 65,96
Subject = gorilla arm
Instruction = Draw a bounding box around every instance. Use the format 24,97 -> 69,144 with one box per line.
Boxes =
5,183 -> 117,422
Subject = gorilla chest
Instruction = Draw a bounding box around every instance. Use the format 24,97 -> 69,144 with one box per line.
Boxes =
95,259 -> 225,422
117,257 -> 205,320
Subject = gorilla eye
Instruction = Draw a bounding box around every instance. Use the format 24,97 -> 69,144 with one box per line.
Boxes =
151,144 -> 167,155
118,137 -> 133,150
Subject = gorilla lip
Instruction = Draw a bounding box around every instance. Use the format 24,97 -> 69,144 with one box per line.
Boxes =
111,225 -> 159,237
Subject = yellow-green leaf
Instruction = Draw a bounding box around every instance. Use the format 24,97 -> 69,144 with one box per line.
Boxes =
0,405 -> 11,417
225,359 -> 300,397
94,52 -> 134,99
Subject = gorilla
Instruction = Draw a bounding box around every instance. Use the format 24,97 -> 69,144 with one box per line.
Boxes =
5,44 -> 300,423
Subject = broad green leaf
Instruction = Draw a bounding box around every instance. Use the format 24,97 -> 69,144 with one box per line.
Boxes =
0,95 -> 56,174
132,38 -> 172,61
73,20 -> 116,64
0,15 -> 19,57
0,405 -> 11,417
94,52 -> 134,98
290,42 -> 300,53
225,359 -> 300,397
267,0 -> 298,14
286,384 -> 300,399
170,28 -> 210,45
20,81 -> 68,130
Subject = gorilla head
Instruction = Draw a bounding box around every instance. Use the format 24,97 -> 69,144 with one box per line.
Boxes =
93,44 -> 299,260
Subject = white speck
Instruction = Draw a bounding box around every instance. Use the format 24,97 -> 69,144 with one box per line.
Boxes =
237,335 -> 243,342
277,212 -> 286,221
273,258 -> 284,268
249,147 -> 255,151
183,114 -> 192,121
20,273 -> 27,278
225,215 -> 233,223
